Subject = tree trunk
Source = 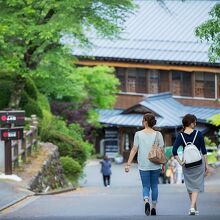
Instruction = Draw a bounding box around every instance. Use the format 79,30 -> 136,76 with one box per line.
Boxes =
8,76 -> 26,109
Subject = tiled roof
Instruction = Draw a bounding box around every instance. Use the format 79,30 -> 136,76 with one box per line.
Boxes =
63,0 -> 220,65
185,106 -> 220,123
98,93 -> 220,128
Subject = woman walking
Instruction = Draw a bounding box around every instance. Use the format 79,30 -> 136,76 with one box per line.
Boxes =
172,114 -> 209,215
125,113 -> 165,216
100,155 -> 112,187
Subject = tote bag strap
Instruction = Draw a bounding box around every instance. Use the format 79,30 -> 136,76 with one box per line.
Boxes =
153,131 -> 159,145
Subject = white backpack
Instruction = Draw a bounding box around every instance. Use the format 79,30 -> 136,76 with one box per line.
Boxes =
180,130 -> 202,168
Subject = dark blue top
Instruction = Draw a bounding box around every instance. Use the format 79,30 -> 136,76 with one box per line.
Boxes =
100,160 -> 112,176
172,130 -> 207,156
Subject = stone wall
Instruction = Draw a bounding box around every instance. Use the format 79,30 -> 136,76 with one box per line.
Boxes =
29,143 -> 67,193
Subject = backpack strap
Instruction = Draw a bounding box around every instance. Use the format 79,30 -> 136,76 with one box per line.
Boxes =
180,130 -> 198,146
192,130 -> 198,144
180,132 -> 187,146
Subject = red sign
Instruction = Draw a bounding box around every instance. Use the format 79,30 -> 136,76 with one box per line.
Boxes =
0,111 -> 25,126
0,127 -> 24,141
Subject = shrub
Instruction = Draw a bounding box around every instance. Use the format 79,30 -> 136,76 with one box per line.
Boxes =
39,110 -> 53,141
204,136 -> 216,147
20,90 -> 43,118
24,77 -> 38,100
23,99 -> 43,118
55,141 -> 72,157
40,116 -> 93,167
60,156 -> 82,182
47,131 -> 90,166
37,93 -> 50,112
20,91 -> 30,107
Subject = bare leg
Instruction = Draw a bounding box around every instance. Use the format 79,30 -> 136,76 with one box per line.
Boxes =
188,192 -> 192,202
191,192 -> 198,209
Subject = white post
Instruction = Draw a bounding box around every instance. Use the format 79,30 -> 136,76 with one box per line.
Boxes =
0,141 -> 5,172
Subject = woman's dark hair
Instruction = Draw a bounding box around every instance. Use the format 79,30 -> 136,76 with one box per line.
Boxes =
143,112 -> 157,128
103,155 -> 109,161
182,114 -> 197,131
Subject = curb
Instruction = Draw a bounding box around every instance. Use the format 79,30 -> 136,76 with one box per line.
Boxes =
34,186 -> 76,196
0,194 -> 32,212
0,186 -> 76,212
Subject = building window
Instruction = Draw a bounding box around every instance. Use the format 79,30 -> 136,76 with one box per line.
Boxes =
116,68 -> 148,93
195,72 -> 215,98
116,68 -> 126,92
159,70 -> 170,92
172,71 -> 181,95
148,70 -> 159,94
127,68 -> 148,93
136,69 -> 147,93
171,71 -> 192,97
127,68 -> 136,92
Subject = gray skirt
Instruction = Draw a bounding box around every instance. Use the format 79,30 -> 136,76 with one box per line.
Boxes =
182,157 -> 205,193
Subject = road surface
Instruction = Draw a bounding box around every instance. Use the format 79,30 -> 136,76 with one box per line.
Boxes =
0,161 -> 219,220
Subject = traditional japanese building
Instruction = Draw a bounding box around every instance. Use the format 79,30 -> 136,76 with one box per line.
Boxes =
97,93 -> 219,159
63,0 -> 220,157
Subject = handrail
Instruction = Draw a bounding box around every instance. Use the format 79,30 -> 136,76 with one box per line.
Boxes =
11,115 -> 38,168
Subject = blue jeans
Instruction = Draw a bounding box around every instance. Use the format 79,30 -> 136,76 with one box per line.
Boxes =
139,169 -> 160,204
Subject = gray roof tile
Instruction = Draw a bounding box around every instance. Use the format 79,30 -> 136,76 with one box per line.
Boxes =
98,93 -> 220,128
62,0 -> 219,64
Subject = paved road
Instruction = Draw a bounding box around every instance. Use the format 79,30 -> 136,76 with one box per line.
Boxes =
0,161 -> 219,220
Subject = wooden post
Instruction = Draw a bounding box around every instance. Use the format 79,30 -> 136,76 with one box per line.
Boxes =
21,131 -> 27,163
27,130 -> 33,157
192,71 -> 196,97
125,68 -> 128,92
169,71 -> 172,93
13,141 -> 19,168
5,140 -> 12,175
4,122 -> 12,175
31,115 -> 38,151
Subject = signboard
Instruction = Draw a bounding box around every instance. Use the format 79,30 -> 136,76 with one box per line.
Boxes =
0,111 -> 25,126
0,127 -> 24,141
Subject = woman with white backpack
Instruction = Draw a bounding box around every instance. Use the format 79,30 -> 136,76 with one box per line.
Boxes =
172,114 -> 209,216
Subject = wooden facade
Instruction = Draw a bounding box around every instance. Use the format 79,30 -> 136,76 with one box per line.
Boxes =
76,61 -> 220,160
77,60 -> 220,109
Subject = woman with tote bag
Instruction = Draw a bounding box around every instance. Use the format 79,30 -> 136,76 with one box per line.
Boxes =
125,113 -> 165,216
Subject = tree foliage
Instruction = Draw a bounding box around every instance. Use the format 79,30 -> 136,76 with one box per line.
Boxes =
209,114 -> 220,126
196,4 -> 220,128
0,0 -> 134,109
196,3 -> 220,62
0,0 -> 134,77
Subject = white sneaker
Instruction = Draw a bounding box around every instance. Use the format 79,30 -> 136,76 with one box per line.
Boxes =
195,210 -> 199,215
189,208 -> 196,215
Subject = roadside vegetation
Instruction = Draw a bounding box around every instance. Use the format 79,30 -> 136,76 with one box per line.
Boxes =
0,0 -> 135,184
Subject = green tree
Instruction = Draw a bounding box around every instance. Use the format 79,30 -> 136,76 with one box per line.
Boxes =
209,114 -> 220,126
196,3 -> 220,62
0,0 -> 134,107
196,4 -> 220,127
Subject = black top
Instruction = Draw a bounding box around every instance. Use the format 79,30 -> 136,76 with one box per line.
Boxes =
172,130 -> 207,156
